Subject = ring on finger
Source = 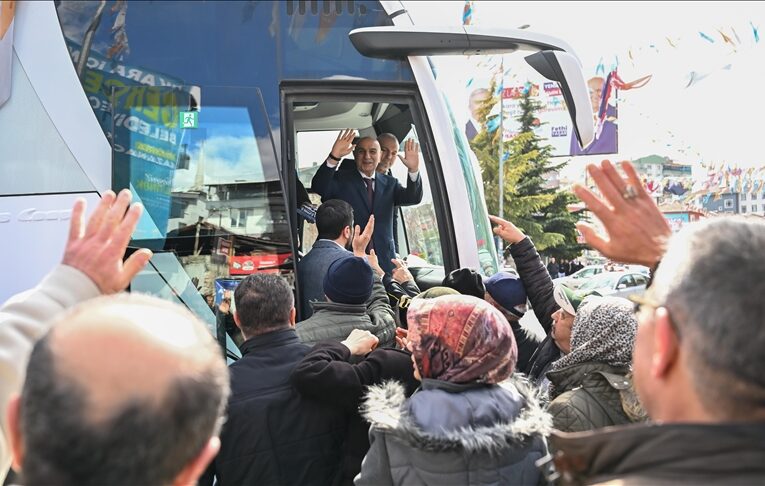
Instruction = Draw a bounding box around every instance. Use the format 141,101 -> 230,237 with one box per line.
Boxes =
622,184 -> 638,200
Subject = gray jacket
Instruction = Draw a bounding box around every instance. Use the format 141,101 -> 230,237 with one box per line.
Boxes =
297,277 -> 396,348
355,378 -> 550,486
298,239 -> 352,319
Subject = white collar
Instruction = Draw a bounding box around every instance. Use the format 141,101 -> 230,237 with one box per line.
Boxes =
358,170 -> 376,180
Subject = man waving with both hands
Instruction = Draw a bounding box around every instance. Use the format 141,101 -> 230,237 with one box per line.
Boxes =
311,130 -> 424,275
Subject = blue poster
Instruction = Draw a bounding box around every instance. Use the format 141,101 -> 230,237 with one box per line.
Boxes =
214,279 -> 241,306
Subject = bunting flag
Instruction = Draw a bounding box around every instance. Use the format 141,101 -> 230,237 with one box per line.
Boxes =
462,1 -> 473,26
718,29 -> 734,45
595,56 -> 605,75
107,0 -> 130,59
751,21 -> 760,43
699,31 -> 716,43
0,0 -> 15,108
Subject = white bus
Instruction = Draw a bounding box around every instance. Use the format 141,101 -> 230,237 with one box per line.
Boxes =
0,0 -> 592,357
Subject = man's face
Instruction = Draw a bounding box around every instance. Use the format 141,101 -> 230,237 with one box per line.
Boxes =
354,138 -> 381,176
468,90 -> 490,120
378,137 -> 399,174
588,77 -> 605,114
551,308 -> 575,354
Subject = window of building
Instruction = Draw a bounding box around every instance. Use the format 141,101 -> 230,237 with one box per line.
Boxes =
724,198 -> 734,209
742,206 -> 747,213
741,193 -> 747,201
752,204 -> 758,212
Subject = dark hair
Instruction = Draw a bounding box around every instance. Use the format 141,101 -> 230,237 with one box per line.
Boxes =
316,199 -> 353,240
234,273 -> 294,334
19,334 -> 228,486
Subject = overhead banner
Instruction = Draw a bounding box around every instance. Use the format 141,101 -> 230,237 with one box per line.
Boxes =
0,0 -> 15,108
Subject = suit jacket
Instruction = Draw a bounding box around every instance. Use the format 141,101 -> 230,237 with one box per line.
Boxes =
298,239 -> 352,319
311,163 -> 423,274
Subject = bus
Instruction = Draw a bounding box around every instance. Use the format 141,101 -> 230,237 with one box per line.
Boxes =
0,0 -> 592,358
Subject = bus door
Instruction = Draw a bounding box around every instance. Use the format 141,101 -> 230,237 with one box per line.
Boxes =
111,85 -> 292,361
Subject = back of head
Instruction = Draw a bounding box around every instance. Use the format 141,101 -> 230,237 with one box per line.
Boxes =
316,199 -> 353,240
234,273 -> 294,336
18,294 -> 229,486
407,294 -> 517,384
650,217 -> 765,418
485,271 -> 528,318
323,256 -> 373,305
442,268 -> 485,299
552,296 -> 636,371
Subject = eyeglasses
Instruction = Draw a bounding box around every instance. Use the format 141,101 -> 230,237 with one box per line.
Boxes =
630,293 -> 682,340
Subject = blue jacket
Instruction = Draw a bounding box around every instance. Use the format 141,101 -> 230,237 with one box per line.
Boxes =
298,239 -> 352,319
311,163 -> 423,274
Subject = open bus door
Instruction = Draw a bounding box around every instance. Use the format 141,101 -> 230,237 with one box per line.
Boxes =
111,85 -> 291,362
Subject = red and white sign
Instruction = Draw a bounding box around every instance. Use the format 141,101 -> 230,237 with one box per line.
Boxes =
229,254 -> 290,275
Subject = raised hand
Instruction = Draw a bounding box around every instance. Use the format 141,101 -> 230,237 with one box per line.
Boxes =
341,329 -> 379,355
62,189 -> 153,294
352,215 -> 375,257
367,250 -> 385,278
572,160 -> 671,267
395,327 -> 409,350
391,258 -> 414,284
330,129 -> 357,160
489,215 -> 526,245
400,139 -> 420,173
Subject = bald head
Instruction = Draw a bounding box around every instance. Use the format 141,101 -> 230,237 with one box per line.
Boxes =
377,133 -> 399,174
354,137 -> 381,177
15,294 -> 229,486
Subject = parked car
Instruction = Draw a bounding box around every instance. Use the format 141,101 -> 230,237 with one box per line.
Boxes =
553,265 -> 605,289
576,271 -> 648,299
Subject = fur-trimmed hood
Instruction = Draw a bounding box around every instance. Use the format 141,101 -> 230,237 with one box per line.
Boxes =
360,376 -> 551,454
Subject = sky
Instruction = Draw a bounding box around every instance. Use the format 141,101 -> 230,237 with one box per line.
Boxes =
404,1 -> 765,182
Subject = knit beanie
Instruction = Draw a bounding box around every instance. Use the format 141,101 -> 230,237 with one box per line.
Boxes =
323,256 -> 373,305
484,271 -> 528,318
442,268 -> 485,298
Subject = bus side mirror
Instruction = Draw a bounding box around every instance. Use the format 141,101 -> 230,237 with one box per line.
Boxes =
525,50 -> 594,149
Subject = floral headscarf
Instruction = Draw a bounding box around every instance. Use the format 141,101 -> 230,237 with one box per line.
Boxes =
551,296 -> 637,372
406,294 -> 517,384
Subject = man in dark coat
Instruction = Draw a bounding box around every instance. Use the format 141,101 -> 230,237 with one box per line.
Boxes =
291,329 -> 418,486
297,199 -> 355,319
311,130 -> 423,274
201,274 -> 346,486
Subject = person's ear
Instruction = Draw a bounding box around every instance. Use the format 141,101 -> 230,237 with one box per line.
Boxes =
171,436 -> 220,486
289,307 -> 296,327
343,226 -> 352,240
233,311 -> 241,330
651,307 -> 680,379
7,394 -> 24,472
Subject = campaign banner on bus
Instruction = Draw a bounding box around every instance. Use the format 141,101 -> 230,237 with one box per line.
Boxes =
0,1 -> 15,108
64,39 -> 193,239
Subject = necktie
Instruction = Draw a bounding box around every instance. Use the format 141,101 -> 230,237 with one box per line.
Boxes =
363,178 -> 375,251
363,178 -> 374,208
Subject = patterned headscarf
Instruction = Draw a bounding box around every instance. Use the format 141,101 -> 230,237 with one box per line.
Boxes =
406,294 -> 517,384
551,296 -> 637,372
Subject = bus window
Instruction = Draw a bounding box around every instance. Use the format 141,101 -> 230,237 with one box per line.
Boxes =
112,85 -> 290,358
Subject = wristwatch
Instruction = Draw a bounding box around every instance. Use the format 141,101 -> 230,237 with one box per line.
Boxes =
327,153 -> 341,162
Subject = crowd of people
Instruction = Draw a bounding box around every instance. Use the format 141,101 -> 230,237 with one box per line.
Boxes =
0,151 -> 763,486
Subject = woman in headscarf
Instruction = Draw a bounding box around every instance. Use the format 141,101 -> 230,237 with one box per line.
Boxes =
355,295 -> 550,486
546,296 -> 647,433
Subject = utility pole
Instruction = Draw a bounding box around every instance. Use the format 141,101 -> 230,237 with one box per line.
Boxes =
76,0 -> 107,79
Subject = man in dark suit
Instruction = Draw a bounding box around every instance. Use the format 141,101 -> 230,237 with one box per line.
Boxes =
297,200 -> 354,319
312,130 -> 423,275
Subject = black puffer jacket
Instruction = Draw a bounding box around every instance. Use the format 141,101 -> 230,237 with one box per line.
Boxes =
546,362 -> 636,432
508,237 -> 561,380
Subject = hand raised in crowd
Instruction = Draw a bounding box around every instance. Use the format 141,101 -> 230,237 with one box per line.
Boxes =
367,250 -> 386,278
341,329 -> 379,356
489,215 -> 526,245
62,189 -> 152,294
573,160 -> 671,267
352,215 -> 375,257
330,129 -> 356,160
400,139 -> 420,173
395,327 -> 409,350
391,258 -> 414,284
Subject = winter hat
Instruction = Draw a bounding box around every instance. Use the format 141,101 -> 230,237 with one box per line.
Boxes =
407,294 -> 517,384
442,268 -> 485,299
484,272 -> 528,318
323,256 -> 373,305
416,286 -> 460,299
553,283 -> 587,315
